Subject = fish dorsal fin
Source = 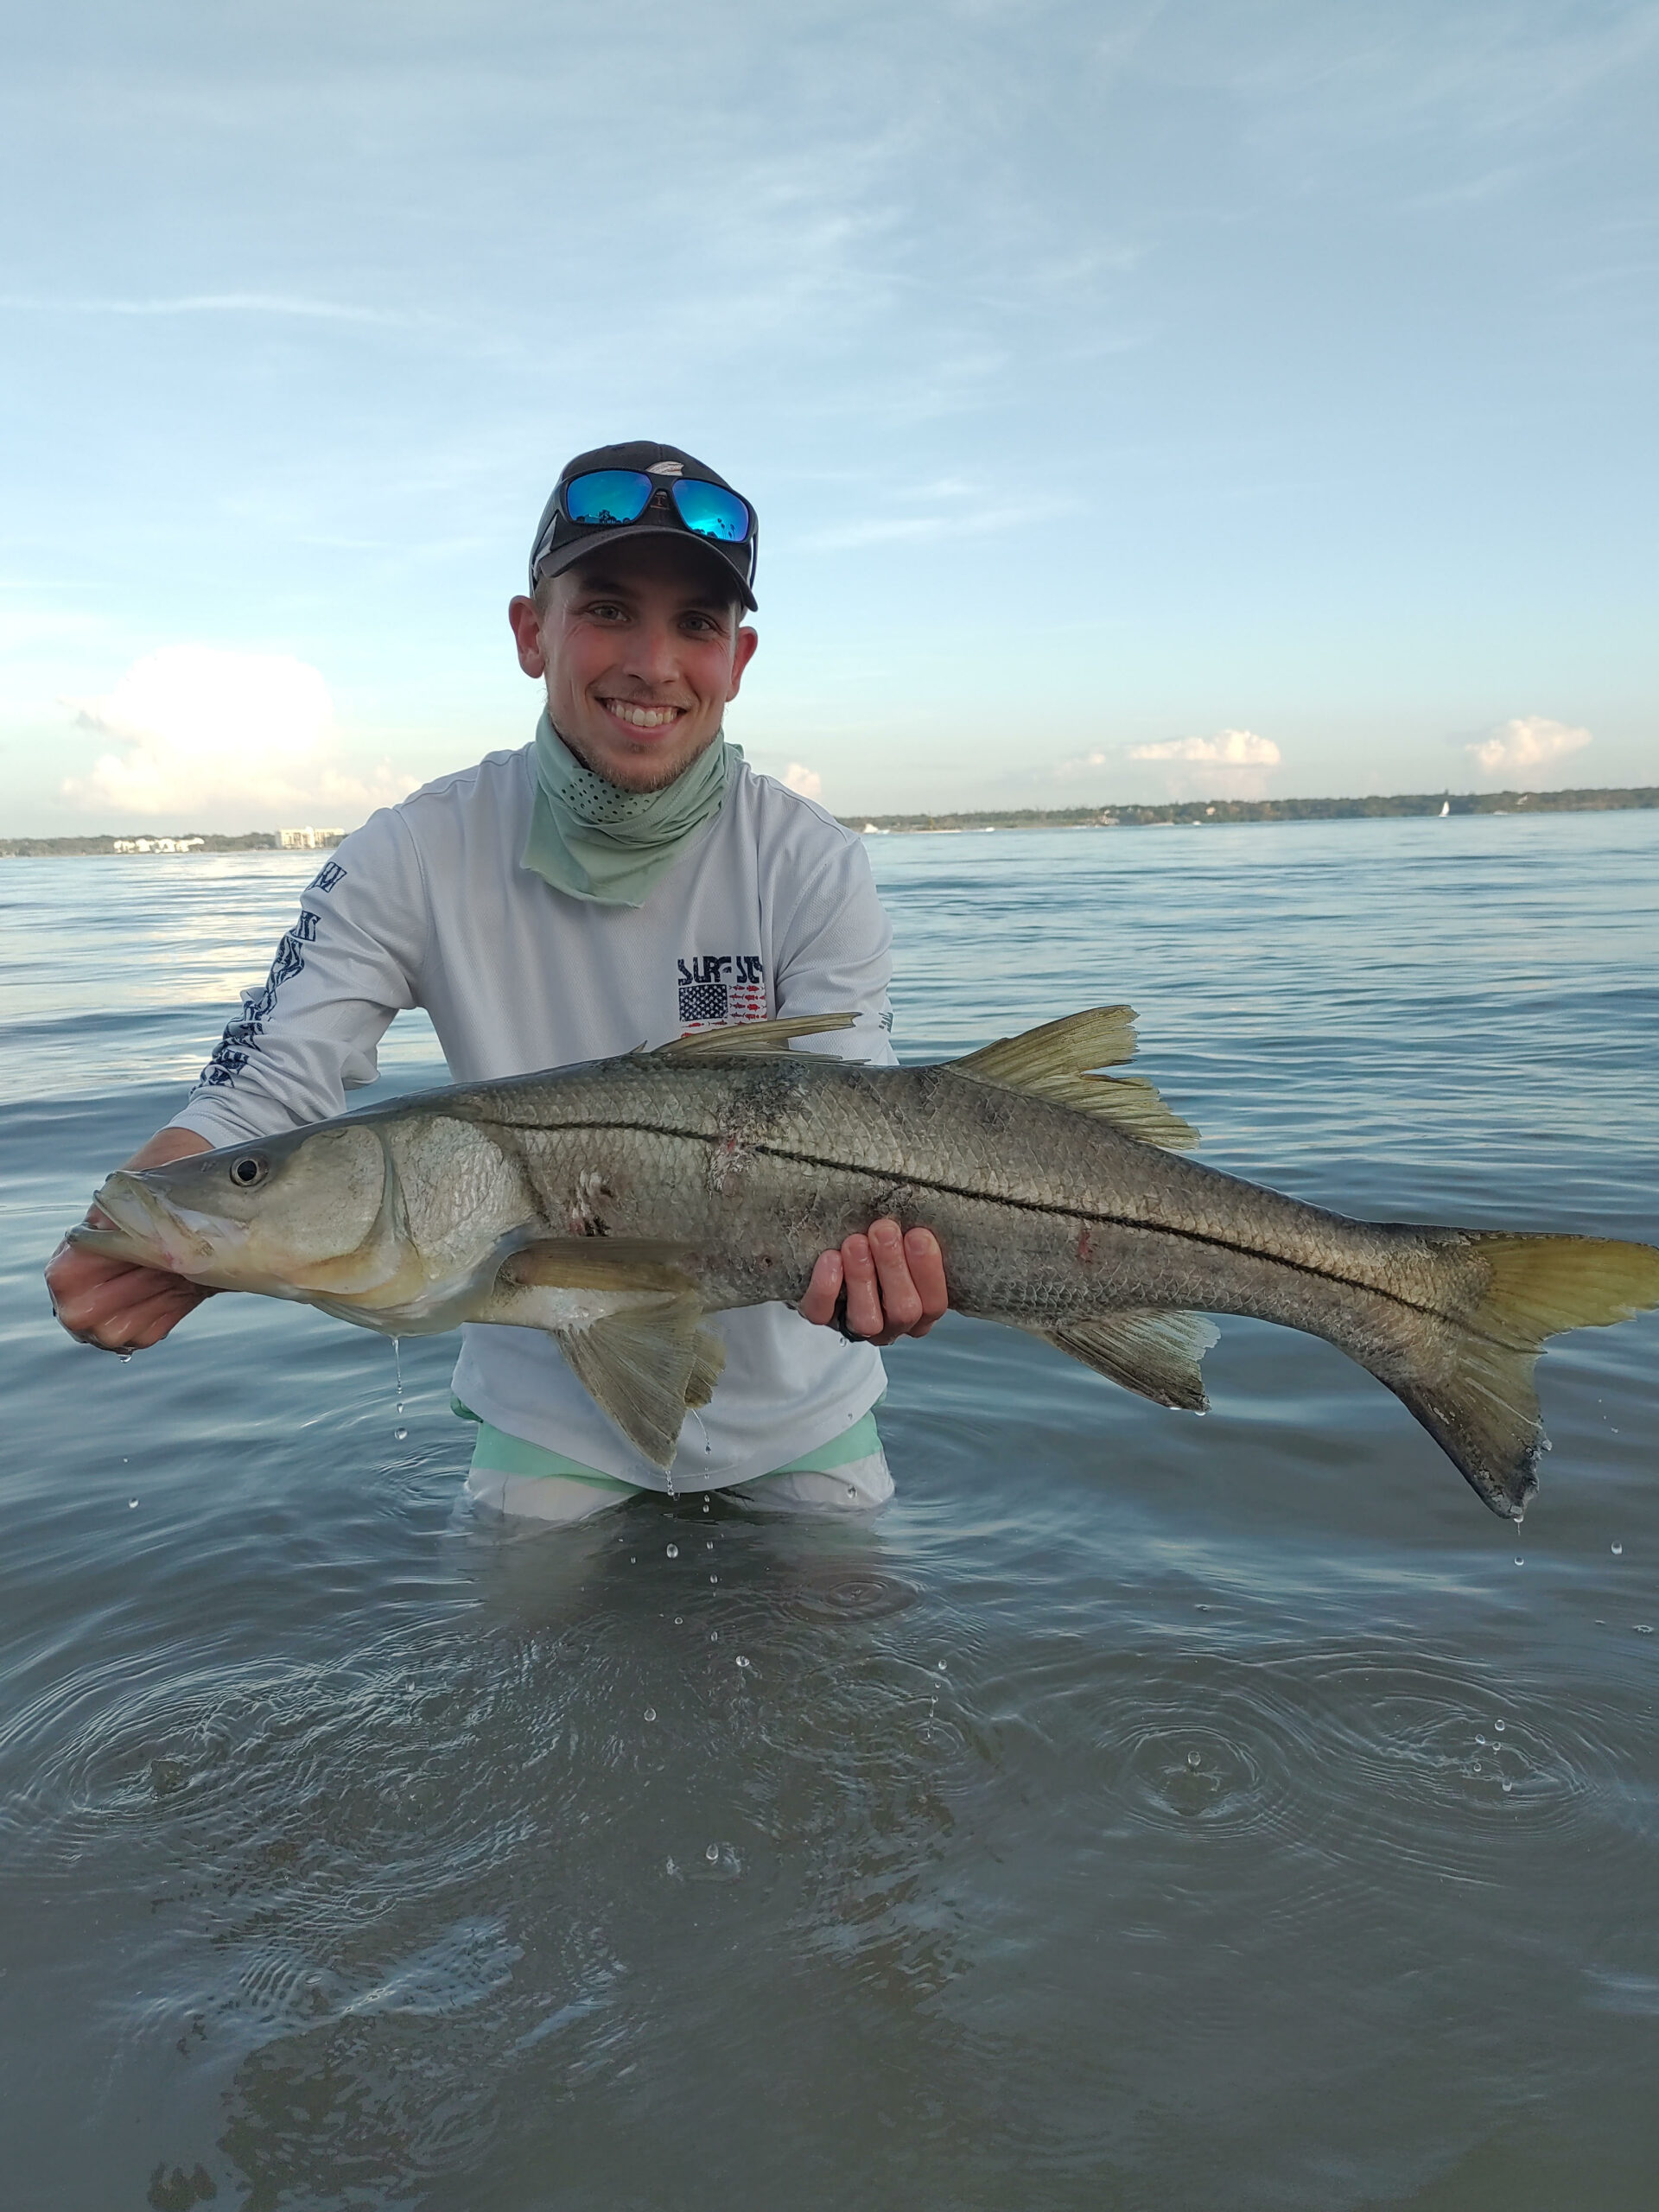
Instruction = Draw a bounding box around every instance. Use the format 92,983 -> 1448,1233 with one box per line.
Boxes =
955,1009 -> 1199,1150
1042,1309 -> 1218,1411
556,1293 -> 727,1467
648,1013 -> 856,1060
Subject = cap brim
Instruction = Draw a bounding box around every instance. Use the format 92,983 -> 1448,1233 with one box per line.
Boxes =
532,523 -> 757,612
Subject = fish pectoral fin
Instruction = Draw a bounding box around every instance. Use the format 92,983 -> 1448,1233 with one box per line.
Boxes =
500,1237 -> 698,1295
556,1294 -> 727,1468
646,1013 -> 856,1059
1041,1308 -> 1218,1411
954,1009 -> 1199,1150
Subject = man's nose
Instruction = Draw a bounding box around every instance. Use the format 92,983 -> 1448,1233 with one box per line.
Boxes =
622,619 -> 683,687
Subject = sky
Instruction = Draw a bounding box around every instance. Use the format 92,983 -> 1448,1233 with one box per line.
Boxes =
3,0 -> 1656,830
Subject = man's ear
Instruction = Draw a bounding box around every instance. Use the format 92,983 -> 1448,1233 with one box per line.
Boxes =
508,594 -> 547,679
725,622 -> 760,703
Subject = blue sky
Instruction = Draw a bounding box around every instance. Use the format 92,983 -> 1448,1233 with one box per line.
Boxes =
3,0 -> 1656,830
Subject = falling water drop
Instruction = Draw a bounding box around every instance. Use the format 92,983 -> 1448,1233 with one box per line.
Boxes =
706,1843 -> 719,1862
735,1655 -> 751,1670
673,1616 -> 683,1625
665,1544 -> 678,1559
1612,1542 -> 1624,1556
709,1573 -> 719,1584
128,1498 -> 138,1510
1514,1556 -> 1524,1567
1502,1778 -> 1513,1793
644,1707 -> 657,1723
1494,1720 -> 1505,1733
1186,1749 -> 1201,1770
117,1349 -> 133,1364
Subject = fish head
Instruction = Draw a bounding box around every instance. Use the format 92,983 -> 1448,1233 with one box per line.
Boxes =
75,1123 -> 402,1299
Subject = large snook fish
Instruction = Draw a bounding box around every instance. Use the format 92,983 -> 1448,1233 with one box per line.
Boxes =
72,1009 -> 1659,1520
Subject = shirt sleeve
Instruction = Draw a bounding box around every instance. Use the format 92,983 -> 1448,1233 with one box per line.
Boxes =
168,807 -> 430,1148
768,817 -> 899,1069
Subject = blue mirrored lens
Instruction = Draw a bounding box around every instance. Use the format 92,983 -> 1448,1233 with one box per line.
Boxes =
564,469 -> 652,525
671,479 -> 752,543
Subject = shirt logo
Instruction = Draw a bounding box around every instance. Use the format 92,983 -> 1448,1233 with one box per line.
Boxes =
677,952 -> 766,1027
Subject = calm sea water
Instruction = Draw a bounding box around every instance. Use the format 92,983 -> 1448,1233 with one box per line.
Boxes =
3,811 -> 1658,2211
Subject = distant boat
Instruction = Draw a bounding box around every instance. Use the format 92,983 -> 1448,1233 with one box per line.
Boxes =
1439,800 -> 1450,817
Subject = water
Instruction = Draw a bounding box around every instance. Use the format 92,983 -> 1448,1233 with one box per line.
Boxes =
3,813 -> 1658,2209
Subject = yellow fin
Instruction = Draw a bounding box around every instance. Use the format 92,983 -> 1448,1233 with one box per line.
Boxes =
1384,1231 -> 1659,1522
648,1013 -> 855,1059
1042,1309 -> 1217,1410
955,1008 -> 1199,1150
557,1293 -> 726,1467
499,1237 -> 696,1294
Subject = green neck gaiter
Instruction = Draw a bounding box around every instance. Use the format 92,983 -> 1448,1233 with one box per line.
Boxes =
521,710 -> 739,906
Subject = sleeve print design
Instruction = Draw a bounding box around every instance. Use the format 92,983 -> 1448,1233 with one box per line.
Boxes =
198,908 -> 320,1089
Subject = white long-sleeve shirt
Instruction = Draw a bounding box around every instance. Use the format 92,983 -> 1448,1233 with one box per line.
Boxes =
171,744 -> 895,1491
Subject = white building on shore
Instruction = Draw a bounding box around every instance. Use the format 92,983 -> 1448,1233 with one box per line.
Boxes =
278,827 -> 346,850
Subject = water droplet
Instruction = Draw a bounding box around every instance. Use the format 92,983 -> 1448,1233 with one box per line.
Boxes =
394,1426 -> 407,1441
1495,1720 -> 1505,1733
673,1615 -> 683,1625
709,1630 -> 720,1642
117,1349 -> 133,1364
936,1660 -> 948,1673
1475,1734 -> 1486,1746
128,1498 -> 137,1510
1185,1749 -> 1201,1769
665,1856 -> 677,1877
1612,1542 -> 1624,1556
705,1540 -> 715,1550
735,1655 -> 750,1670
644,1707 -> 657,1722
709,1573 -> 719,1584
705,1843 -> 719,1862
846,1486 -> 857,1500
1636,1624 -> 1654,1636
1501,1778 -> 1513,1794
1472,1761 -> 1483,1773
665,1544 -> 678,1559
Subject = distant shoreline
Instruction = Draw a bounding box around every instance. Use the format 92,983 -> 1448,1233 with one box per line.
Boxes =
839,785 -> 1659,834
0,830 -> 347,859
2,785 -> 1656,855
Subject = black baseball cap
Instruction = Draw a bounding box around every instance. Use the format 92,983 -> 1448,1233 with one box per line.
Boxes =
527,441 -> 759,610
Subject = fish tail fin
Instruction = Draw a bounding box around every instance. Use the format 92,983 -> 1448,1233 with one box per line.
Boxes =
1382,1233 -> 1659,1521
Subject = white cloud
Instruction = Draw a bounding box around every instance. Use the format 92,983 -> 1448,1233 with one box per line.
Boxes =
782,761 -> 823,800
1467,715 -> 1592,775
60,645 -> 410,824
1128,728 -> 1281,766
1054,748 -> 1110,780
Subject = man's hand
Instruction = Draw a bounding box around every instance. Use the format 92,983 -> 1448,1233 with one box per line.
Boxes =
798,1218 -> 948,1346
45,1126 -> 214,1353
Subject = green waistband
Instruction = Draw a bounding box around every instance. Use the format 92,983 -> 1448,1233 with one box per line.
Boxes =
454,1398 -> 883,1487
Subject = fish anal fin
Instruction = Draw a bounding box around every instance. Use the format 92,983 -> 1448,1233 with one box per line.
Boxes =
955,1009 -> 1199,1150
557,1293 -> 727,1468
1043,1308 -> 1217,1411
500,1236 -> 696,1295
648,1013 -> 855,1059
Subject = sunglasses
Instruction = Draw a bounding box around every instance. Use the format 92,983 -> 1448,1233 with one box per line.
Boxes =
561,469 -> 754,552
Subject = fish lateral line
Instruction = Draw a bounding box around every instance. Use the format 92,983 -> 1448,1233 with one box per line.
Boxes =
485,1113 -> 1476,1327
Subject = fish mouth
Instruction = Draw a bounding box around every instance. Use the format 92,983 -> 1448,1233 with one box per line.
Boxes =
71,1169 -> 239,1279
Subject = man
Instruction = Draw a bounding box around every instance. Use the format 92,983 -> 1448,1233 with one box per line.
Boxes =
47,441 -> 947,1522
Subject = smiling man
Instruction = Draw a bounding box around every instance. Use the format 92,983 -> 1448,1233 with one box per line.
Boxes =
47,440 -> 946,1522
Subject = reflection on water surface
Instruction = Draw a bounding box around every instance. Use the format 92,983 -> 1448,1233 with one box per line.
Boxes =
3,815 -> 1658,2209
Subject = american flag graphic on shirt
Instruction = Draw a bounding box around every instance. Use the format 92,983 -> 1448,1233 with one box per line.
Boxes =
677,952 -> 767,1028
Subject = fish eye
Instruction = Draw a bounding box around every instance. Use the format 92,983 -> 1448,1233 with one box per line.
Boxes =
229,1154 -> 269,1188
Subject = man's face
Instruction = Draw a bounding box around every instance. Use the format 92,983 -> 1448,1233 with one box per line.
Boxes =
507,537 -> 759,792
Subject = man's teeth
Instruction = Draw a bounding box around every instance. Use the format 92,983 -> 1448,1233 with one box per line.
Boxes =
604,701 -> 684,730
